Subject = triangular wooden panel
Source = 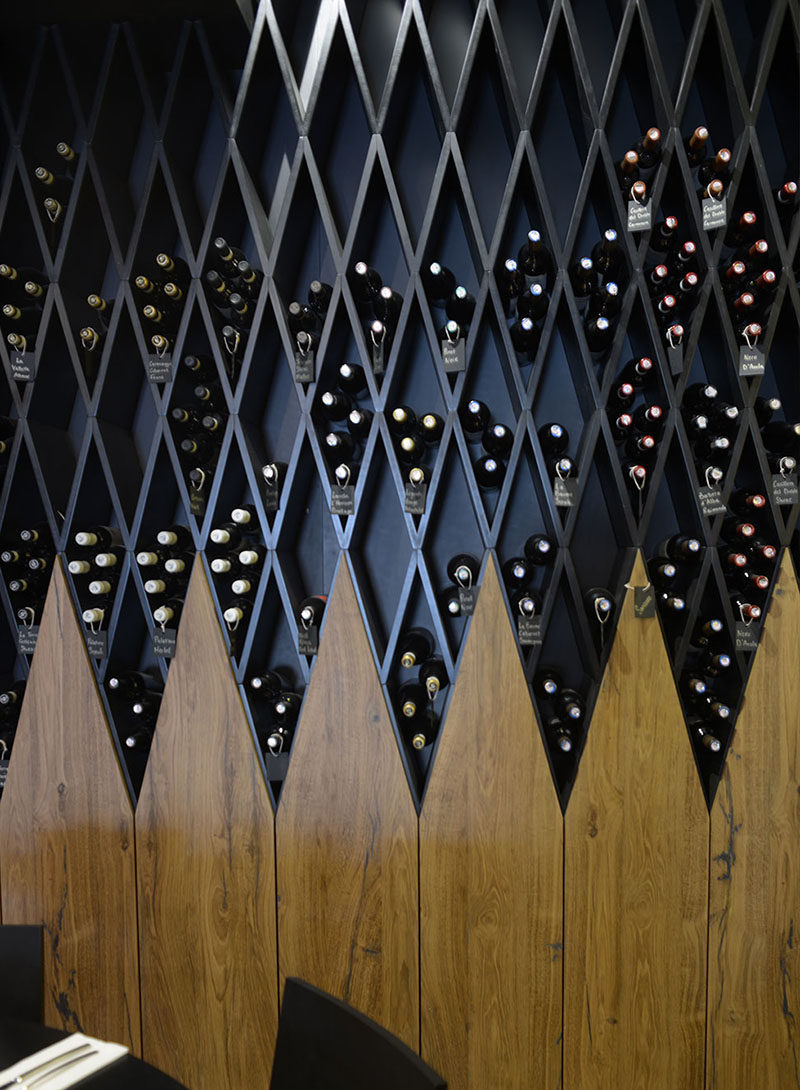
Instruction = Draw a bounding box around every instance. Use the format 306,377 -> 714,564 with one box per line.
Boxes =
136,559 -> 277,1090
0,560 -> 140,1050
707,553 -> 800,1090
564,552 -> 709,1090
276,557 -> 419,1050
419,555 -> 563,1090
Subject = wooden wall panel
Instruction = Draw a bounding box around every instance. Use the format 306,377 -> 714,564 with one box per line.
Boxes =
564,552 -> 708,1090
136,560 -> 277,1090
0,561 -> 140,1050
419,555 -> 563,1090
276,557 -> 419,1049
707,553 -> 800,1090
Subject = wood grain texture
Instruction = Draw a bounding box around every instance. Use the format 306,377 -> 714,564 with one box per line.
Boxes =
276,557 -> 419,1049
136,559 -> 277,1090
0,560 -> 140,1050
419,554 -> 563,1090
707,552 -> 800,1090
564,552 -> 708,1090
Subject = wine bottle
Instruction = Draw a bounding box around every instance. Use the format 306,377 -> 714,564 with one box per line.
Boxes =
398,681 -> 428,720
482,422 -> 513,458
497,258 -> 525,315
73,525 -> 121,550
532,667 -> 562,700
155,252 -> 190,285
538,422 -> 569,455
459,399 -> 490,440
616,149 -> 640,191
131,693 -> 162,722
517,282 -> 548,323
0,680 -> 26,707
248,671 -> 285,699
324,431 -> 355,463
473,455 -> 505,490
213,237 -> 247,269
156,526 -> 192,549
237,547 -> 264,568
586,587 -> 614,622
446,554 -> 479,587
509,316 -> 540,359
419,413 -> 444,443
548,718 -> 574,754
373,286 -> 403,325
517,229 -> 553,285
510,588 -> 541,617
501,556 -> 531,590
347,407 -> 373,440
648,216 -> 679,260
690,616 -> 725,648
558,688 -> 585,724
351,261 -> 382,306
307,279 -> 332,315
698,650 -> 732,676
222,599 -> 251,627
524,533 -> 555,565
418,657 -> 448,699
583,315 -> 613,355
235,260 -> 263,297
209,523 -> 242,549
153,599 -> 183,626
337,362 -> 368,395
609,411 -> 634,441
230,504 -> 257,527
635,127 -> 662,171
445,286 -> 475,327
684,126 -> 709,168
591,228 -> 626,283
398,629 -> 433,670
696,725 -> 723,753
569,257 -> 597,305
298,595 -> 327,627
421,261 -> 455,303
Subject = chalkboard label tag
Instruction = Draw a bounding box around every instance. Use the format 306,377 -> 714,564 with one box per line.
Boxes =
772,474 -> 798,506
298,625 -> 319,656
554,477 -> 577,507
371,339 -> 385,376
698,486 -> 726,517
627,200 -> 652,232
404,481 -> 427,515
263,479 -> 279,512
668,343 -> 683,376
441,337 -> 466,373
702,195 -> 727,231
147,354 -> 173,384
85,630 -> 108,660
153,628 -> 177,658
10,352 -> 36,382
738,346 -> 765,376
330,485 -> 355,516
735,622 -> 759,653
189,489 -> 206,517
634,586 -> 655,618
17,625 -> 39,656
458,587 -> 477,616
294,349 -> 315,384
265,752 -> 290,781
517,615 -> 542,646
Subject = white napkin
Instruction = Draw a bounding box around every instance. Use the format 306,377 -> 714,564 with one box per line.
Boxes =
0,1031 -> 128,1089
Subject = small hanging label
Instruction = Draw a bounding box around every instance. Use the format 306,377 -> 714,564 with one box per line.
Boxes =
458,586 -> 477,616
153,628 -> 177,658
10,352 -> 36,382
147,353 -> 173,384
772,473 -> 799,506
627,200 -> 652,232
517,615 -> 542,646
735,622 -> 759,653
668,343 -> 683,376
404,481 -> 427,514
371,339 -> 385,376
265,752 -> 290,781
294,349 -> 315,384
702,195 -> 727,231
553,476 -> 577,507
330,485 -> 355,516
698,486 -> 726,517
441,337 -> 466,373
0,758 -> 8,793
634,585 -> 655,618
263,478 -> 279,512
298,625 -> 319,656
17,625 -> 39,655
85,630 -> 108,659
738,345 -> 765,376
189,489 -> 206,517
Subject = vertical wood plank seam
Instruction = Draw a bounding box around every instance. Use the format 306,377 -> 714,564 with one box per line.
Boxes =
704,813 -> 712,1090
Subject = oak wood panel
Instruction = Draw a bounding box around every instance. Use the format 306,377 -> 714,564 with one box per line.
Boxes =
419,554 -> 563,1090
707,553 -> 800,1090
136,559 -> 277,1090
276,556 -> 419,1049
564,552 -> 708,1090
0,560 -> 140,1050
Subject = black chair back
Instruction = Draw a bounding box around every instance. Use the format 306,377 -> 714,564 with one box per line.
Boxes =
270,978 -> 446,1090
0,925 -> 43,1022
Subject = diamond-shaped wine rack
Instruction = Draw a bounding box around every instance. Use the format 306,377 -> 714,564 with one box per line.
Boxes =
0,0 -> 797,810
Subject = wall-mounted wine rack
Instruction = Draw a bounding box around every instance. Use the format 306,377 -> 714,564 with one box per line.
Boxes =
0,0 -> 797,813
